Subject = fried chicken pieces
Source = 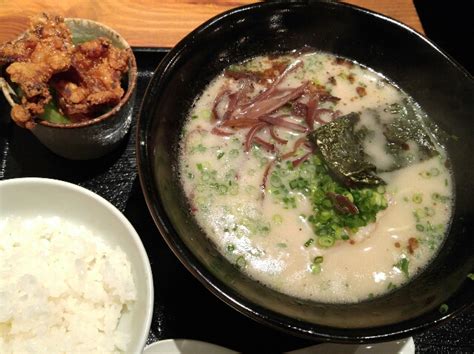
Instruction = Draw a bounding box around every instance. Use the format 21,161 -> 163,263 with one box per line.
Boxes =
53,37 -> 130,120
0,14 -> 73,128
0,13 -> 131,128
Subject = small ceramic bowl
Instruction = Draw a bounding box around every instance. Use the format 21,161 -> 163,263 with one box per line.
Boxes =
0,17 -> 137,160
0,177 -> 154,352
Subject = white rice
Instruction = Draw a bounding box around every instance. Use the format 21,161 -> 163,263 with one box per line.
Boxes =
0,216 -> 137,353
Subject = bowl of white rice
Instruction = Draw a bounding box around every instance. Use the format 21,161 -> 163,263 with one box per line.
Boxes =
0,177 -> 154,353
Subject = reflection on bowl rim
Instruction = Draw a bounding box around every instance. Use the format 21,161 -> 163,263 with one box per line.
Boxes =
0,17 -> 137,130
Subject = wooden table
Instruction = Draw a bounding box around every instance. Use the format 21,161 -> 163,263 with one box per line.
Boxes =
0,0 -> 423,47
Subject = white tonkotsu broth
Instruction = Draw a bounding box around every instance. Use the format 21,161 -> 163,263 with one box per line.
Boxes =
179,51 -> 453,303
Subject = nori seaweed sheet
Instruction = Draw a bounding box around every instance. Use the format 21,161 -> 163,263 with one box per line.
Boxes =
310,112 -> 385,187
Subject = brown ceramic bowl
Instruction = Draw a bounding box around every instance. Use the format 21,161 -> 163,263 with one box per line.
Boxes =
0,17 -> 137,160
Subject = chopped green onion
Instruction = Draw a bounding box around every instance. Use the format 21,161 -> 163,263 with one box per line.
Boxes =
313,256 -> 324,264
318,236 -> 335,248
268,155 -> 388,247
439,303 -> 449,314
395,258 -> 409,278
218,184 -> 228,195
387,282 -> 397,291
412,193 -> 423,204
424,207 -> 435,217
235,256 -> 247,269
199,109 -> 212,120
431,193 -> 450,203
190,144 -> 207,153
413,208 -> 423,222
310,263 -> 321,274
270,174 -> 282,188
304,238 -> 314,247
272,214 -> 283,225
419,170 -> 432,179
430,167 -> 440,176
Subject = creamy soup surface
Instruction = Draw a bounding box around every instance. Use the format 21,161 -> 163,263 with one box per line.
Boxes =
179,51 -> 453,303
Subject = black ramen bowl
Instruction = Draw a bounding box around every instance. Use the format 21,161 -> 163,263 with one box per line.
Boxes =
137,0 -> 474,343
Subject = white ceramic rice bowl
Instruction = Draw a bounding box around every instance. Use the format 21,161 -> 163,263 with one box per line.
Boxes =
0,177 -> 153,353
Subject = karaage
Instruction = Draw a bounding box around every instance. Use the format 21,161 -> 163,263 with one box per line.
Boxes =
0,13 -> 73,128
0,13 -> 131,128
52,38 -> 131,120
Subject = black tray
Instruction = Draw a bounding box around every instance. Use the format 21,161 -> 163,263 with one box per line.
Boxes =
1,48 -> 472,353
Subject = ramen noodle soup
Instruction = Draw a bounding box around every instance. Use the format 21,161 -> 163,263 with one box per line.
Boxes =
179,51 -> 453,303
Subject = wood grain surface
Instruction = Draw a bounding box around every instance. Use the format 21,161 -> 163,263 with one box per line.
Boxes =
0,0 -> 423,47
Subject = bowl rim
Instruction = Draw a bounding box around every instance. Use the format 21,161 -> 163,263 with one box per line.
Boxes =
0,17 -> 138,130
136,0 -> 473,343
0,177 -> 154,351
